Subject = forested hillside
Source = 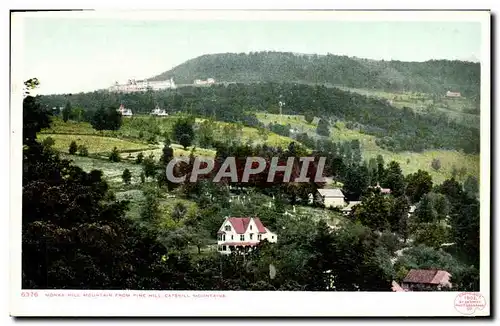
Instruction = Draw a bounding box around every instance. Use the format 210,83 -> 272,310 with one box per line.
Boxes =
149,52 -> 480,98
38,83 -> 480,154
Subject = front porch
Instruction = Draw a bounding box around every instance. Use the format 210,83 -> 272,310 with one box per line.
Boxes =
217,242 -> 259,254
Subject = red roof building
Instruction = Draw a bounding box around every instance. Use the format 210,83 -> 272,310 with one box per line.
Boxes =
401,269 -> 452,291
216,217 -> 277,254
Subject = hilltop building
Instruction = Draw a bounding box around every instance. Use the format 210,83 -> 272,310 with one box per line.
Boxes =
194,78 -> 216,86
109,78 -> 176,93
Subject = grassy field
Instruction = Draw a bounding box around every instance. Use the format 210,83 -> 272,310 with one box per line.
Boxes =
256,113 -> 479,184
61,154 -> 145,184
334,86 -> 480,128
38,133 -> 154,154
122,143 -> 217,161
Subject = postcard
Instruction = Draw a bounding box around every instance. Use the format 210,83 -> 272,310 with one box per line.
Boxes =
10,9 -> 491,317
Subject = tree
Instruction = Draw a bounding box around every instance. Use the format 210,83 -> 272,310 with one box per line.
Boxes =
62,101 -> 71,122
342,164 -> 369,198
304,112 -> 314,124
171,203 -> 187,222
463,175 -> 479,197
389,195 -> 410,236
140,187 -> 161,223
91,106 -> 122,131
42,137 -> 55,148
77,145 -> 89,157
160,144 -> 174,166
405,170 -> 433,203
412,222 -> 450,249
197,119 -> 215,148
384,161 -> 405,197
316,118 -> 330,137
142,154 -> 157,179
173,115 -> 195,149
431,158 -> 441,171
106,107 -> 123,131
179,134 -> 192,149
353,192 -> 392,231
109,147 -> 121,162
122,168 -> 132,184
136,152 -> 144,164
68,141 -> 78,155
376,155 -> 385,184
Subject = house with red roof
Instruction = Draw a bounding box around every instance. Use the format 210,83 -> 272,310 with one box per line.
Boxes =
216,217 -> 277,254
400,269 -> 452,291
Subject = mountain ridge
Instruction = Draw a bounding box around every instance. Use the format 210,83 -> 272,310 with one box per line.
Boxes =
148,51 -> 480,97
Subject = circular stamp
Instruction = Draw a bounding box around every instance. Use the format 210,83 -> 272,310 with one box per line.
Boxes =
454,292 -> 487,315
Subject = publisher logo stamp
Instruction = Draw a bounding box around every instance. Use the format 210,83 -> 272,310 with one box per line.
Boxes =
454,292 -> 486,315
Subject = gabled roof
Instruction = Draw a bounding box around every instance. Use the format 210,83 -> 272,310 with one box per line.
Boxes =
402,269 -> 450,284
317,188 -> 344,198
227,217 -> 251,234
225,217 -> 268,234
253,217 -> 267,233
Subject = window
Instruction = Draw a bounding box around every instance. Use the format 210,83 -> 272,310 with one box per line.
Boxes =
272,236 -> 274,239
231,235 -> 234,240
217,234 -> 221,241
225,225 -> 231,231
218,246 -> 222,251
250,233 -> 253,240
223,234 -> 226,241
250,225 -> 252,230
258,234 -> 262,240
222,245 -> 227,251
240,235 -> 245,241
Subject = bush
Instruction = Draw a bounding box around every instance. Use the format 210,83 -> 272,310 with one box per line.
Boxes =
109,147 -> 121,162
122,168 -> 132,184
77,145 -> 89,157
431,158 -> 441,171
68,141 -> 78,155
42,136 -> 55,148
136,152 -> 144,164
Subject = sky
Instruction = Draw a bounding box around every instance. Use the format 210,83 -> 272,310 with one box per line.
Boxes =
19,16 -> 482,95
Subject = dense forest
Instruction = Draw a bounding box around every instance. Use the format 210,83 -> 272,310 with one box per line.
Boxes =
149,52 -> 480,98
38,82 -> 480,154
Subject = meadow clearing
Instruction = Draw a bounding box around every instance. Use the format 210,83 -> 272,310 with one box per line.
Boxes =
257,113 -> 479,185
38,133 -> 154,154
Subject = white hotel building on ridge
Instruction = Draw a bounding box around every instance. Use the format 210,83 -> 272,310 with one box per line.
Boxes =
217,217 -> 277,254
109,78 -> 176,93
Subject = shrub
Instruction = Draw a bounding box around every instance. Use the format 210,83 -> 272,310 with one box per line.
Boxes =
136,152 -> 144,164
122,168 -> 132,184
431,158 -> 441,171
109,147 -> 121,162
77,145 -> 89,157
42,136 -> 55,148
68,141 -> 78,155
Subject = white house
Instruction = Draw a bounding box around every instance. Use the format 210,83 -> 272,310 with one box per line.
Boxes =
151,105 -> 169,116
216,217 -> 277,254
117,104 -> 133,117
317,188 -> 346,208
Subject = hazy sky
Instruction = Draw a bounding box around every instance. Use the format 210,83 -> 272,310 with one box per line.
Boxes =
21,17 -> 482,95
